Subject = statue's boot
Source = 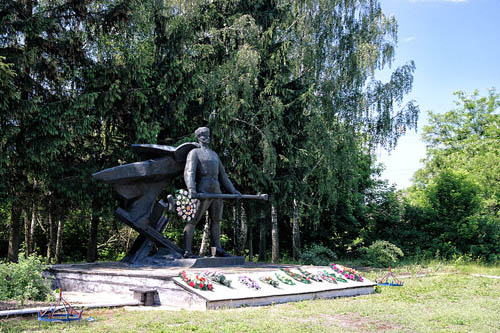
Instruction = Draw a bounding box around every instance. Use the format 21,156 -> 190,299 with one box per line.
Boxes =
183,251 -> 200,259
215,247 -> 232,257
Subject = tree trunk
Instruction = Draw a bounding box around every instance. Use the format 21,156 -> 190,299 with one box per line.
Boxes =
8,204 -> 22,263
248,225 -> 253,262
258,210 -> 266,261
271,204 -> 279,263
24,208 -> 31,256
55,219 -> 65,264
87,201 -> 100,262
30,204 -> 37,253
199,212 -> 210,256
233,205 -> 240,256
238,203 -> 248,256
292,198 -> 300,260
46,209 -> 57,264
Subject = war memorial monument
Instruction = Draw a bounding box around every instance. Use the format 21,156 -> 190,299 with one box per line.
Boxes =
45,127 -> 375,310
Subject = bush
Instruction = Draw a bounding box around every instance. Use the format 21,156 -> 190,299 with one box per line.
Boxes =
299,244 -> 336,266
0,253 -> 53,305
360,240 -> 404,267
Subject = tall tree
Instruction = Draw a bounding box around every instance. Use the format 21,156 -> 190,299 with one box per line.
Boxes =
416,89 -> 500,215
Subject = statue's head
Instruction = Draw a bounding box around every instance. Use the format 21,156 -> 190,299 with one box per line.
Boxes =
194,127 -> 210,145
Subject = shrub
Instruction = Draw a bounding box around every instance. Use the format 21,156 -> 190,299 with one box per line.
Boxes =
0,253 -> 53,305
360,240 -> 404,267
299,244 -> 336,266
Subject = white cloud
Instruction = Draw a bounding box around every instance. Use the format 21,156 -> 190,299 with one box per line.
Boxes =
403,36 -> 416,43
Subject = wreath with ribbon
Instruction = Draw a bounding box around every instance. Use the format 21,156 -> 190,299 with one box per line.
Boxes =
174,189 -> 199,222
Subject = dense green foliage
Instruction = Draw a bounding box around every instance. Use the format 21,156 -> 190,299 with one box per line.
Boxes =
1,0 -> 420,264
360,240 -> 404,267
362,90 -> 500,263
0,254 -> 53,304
298,243 -> 337,266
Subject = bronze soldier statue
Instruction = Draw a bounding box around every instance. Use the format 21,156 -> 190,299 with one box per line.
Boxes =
183,127 -> 241,258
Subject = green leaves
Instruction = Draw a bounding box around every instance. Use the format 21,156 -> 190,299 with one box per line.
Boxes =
406,89 -> 500,261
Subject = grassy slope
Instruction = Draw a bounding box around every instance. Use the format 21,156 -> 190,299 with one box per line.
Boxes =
1,263 -> 499,332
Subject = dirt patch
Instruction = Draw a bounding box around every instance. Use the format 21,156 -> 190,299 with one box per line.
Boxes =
318,313 -> 405,331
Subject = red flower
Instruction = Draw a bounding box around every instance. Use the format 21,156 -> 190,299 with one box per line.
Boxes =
208,284 -> 213,290
199,283 -> 204,289
189,281 -> 195,287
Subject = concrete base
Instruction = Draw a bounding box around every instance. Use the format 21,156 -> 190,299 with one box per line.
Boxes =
45,262 -> 375,311
132,256 -> 245,268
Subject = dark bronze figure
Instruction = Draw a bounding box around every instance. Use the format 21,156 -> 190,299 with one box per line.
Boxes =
92,127 -> 267,264
183,127 -> 241,258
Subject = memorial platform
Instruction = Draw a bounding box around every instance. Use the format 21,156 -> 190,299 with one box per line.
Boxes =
45,260 -> 375,311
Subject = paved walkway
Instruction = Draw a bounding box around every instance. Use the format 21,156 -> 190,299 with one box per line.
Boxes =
0,292 -> 140,317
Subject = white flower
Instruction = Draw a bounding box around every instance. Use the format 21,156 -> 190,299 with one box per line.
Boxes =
176,207 -> 181,212
182,215 -> 187,219
183,190 -> 188,195
177,195 -> 182,200
178,211 -> 183,216
176,201 -> 180,205
187,216 -> 191,221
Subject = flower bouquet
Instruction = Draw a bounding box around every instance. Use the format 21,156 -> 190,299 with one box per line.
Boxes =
297,267 -> 323,282
275,273 -> 295,285
201,271 -> 232,288
309,270 -> 336,283
259,276 -> 279,288
174,189 -> 199,222
280,268 -> 312,284
330,263 -> 364,282
179,271 -> 213,291
238,275 -> 260,290
323,270 -> 346,283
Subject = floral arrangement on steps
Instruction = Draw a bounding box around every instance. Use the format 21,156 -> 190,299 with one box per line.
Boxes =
259,276 -> 279,288
179,271 -> 213,291
312,270 -> 337,283
280,268 -> 312,284
201,271 -> 232,288
297,267 -> 323,282
275,273 -> 295,285
174,189 -> 199,222
238,276 -> 260,290
324,270 -> 347,283
330,263 -> 364,282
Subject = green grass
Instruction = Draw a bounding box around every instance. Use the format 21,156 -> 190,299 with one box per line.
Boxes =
1,263 -> 499,332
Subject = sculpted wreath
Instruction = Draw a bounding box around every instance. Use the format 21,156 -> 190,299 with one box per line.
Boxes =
175,189 -> 199,222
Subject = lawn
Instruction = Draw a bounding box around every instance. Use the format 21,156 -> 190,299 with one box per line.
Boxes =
1,262 -> 499,332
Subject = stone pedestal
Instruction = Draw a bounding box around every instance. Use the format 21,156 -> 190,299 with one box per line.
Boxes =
44,262 -> 375,311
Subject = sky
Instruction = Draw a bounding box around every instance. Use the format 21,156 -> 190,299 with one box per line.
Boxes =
375,0 -> 500,189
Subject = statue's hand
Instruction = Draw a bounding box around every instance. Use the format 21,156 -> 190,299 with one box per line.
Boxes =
233,190 -> 242,199
189,189 -> 198,199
